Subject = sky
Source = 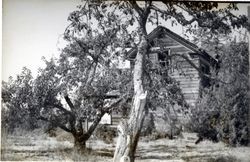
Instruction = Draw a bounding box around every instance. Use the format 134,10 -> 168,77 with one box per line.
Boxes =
1,1 -> 249,81
2,0 -> 81,81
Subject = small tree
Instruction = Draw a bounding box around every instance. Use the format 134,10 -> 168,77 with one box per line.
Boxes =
1,68 -> 38,132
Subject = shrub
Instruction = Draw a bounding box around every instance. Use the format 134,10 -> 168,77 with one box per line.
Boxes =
191,42 -> 249,146
94,124 -> 117,144
141,112 -> 156,136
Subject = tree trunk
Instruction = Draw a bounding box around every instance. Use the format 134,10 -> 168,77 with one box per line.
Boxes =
73,133 -> 88,153
73,111 -> 106,152
113,34 -> 148,162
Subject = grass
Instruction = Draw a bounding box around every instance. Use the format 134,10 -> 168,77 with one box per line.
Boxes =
1,129 -> 250,162
1,128 -> 114,161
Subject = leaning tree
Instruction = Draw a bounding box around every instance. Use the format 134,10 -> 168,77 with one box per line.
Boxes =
63,1 -> 249,161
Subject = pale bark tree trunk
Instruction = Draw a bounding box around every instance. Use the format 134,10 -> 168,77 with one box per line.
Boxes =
113,2 -> 151,161
113,34 -> 148,162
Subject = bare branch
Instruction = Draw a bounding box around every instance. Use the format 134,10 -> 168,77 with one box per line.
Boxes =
64,95 -> 75,110
82,95 -> 126,140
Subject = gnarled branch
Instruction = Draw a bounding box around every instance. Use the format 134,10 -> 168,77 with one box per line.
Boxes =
38,116 -> 72,133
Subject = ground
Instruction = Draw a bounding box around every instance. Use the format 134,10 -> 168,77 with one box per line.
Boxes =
1,129 -> 250,162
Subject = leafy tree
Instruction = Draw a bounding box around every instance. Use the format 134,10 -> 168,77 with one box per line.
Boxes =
1,68 -> 38,132
64,1 -> 248,161
192,41 -> 249,146
1,57 -> 131,152
32,55 -> 131,151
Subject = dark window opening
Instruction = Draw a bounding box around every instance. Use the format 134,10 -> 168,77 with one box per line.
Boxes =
159,51 -> 174,73
158,52 -> 168,67
200,65 -> 211,87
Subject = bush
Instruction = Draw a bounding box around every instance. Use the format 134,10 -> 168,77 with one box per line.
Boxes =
94,124 -> 117,143
141,112 -> 156,136
44,123 -> 57,137
191,42 -> 249,146
149,131 -> 170,140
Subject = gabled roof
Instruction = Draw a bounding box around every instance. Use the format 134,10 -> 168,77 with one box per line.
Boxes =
127,26 -> 218,67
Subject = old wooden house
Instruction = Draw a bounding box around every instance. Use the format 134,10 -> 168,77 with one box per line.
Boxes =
128,26 -> 218,106
101,26 -> 218,126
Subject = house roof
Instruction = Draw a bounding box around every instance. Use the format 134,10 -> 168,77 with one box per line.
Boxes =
127,25 -> 218,67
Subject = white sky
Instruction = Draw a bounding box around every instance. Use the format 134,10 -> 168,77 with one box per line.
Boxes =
1,1 -> 249,81
2,0 -> 81,81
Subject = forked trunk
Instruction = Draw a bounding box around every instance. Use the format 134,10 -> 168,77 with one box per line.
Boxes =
113,35 -> 148,162
73,111 -> 106,152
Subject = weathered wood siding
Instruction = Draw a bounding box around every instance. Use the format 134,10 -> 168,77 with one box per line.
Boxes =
108,27 -> 208,127
153,33 -> 201,107
170,56 -> 200,107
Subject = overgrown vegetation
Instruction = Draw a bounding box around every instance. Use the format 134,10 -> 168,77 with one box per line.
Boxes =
192,41 -> 249,146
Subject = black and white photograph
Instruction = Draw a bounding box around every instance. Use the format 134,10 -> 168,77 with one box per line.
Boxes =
1,1 -> 250,161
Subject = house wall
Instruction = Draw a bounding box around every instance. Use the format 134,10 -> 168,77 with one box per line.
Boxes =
107,29 -> 207,127
149,32 -> 201,107
169,55 -> 200,107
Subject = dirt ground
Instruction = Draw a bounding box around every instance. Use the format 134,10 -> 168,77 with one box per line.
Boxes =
1,129 -> 250,162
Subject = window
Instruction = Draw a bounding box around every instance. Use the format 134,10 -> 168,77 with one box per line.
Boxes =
148,50 -> 173,74
159,50 -> 174,73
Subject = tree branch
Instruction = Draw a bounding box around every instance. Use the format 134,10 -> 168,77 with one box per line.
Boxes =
64,95 -> 75,111
52,103 -> 73,115
42,102 -> 76,132
38,116 -> 72,133
150,3 -> 235,31
82,96 -> 125,140
82,94 -> 120,99
103,96 -> 125,112
130,0 -> 143,16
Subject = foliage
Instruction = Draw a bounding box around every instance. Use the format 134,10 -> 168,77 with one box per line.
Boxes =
192,41 -> 249,146
32,54 -> 132,141
1,68 -> 42,132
